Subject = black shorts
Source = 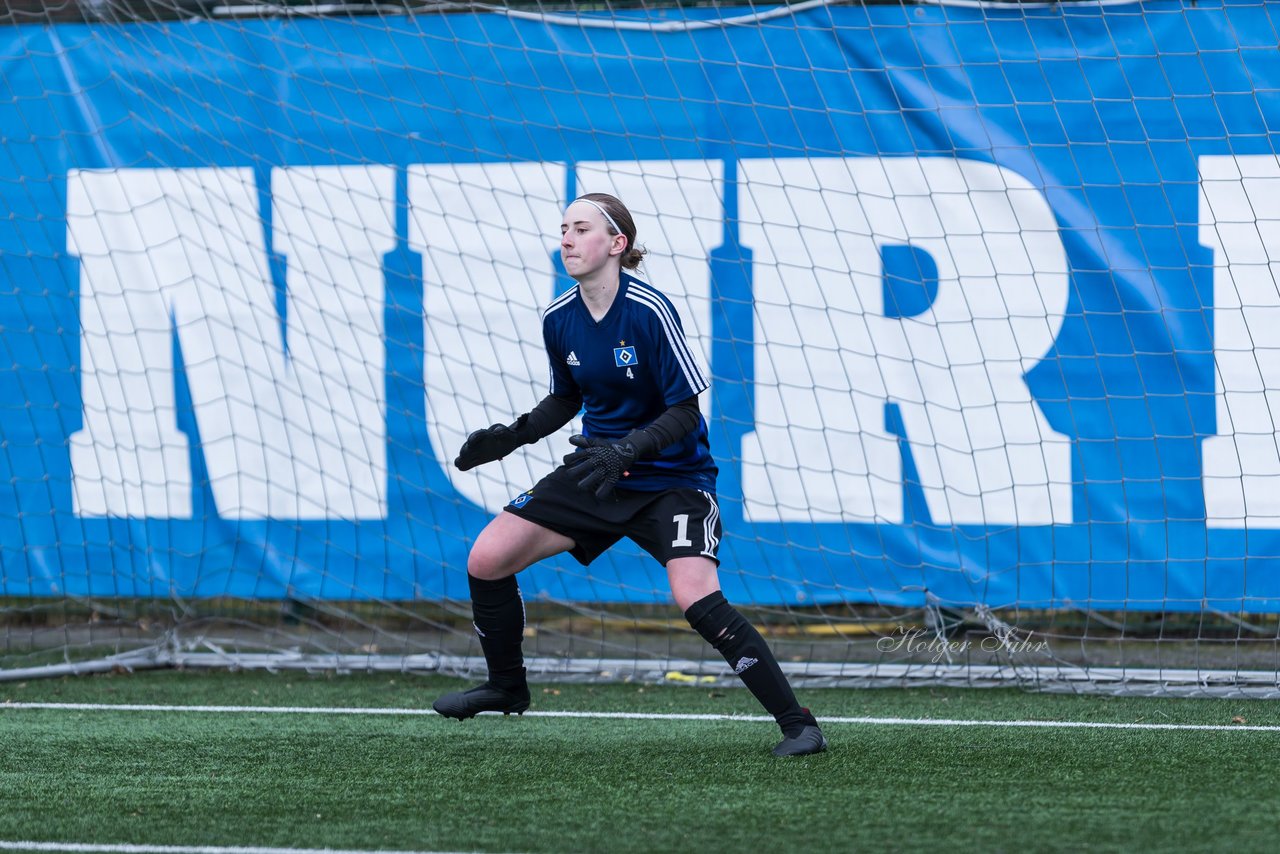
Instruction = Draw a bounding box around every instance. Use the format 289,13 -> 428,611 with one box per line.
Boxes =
503,463 -> 722,567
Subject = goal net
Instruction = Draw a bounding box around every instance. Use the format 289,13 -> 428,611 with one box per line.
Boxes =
3,0 -> 1279,696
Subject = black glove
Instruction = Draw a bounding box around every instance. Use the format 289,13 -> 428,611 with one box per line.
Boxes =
562,434 -> 639,499
455,422 -> 525,471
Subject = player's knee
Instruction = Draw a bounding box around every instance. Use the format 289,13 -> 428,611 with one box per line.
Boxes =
669,566 -> 721,613
672,586 -> 709,613
467,541 -> 514,581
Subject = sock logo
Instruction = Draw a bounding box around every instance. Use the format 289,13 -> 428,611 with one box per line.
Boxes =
733,656 -> 758,674
472,622 -> 487,638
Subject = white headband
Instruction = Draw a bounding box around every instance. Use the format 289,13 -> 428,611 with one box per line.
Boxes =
570,197 -> 624,240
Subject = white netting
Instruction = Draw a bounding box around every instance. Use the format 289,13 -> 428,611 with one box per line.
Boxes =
3,0 -> 1280,696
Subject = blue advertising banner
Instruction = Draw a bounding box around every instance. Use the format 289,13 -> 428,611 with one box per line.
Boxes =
1,1 -> 1279,610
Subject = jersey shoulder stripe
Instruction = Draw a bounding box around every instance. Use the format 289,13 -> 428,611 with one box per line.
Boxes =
625,286 -> 708,394
625,287 -> 707,394
627,277 -> 675,309
542,286 -> 579,323
542,287 -> 578,396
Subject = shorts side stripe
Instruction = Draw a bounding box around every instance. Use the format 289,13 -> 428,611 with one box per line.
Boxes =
699,489 -> 720,557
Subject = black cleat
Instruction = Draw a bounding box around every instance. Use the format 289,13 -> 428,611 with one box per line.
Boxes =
432,682 -> 531,720
772,724 -> 829,757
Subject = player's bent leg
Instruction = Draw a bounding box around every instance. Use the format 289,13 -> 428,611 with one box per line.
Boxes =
434,513 -> 575,721
672,557 -> 827,757
468,510 -> 576,581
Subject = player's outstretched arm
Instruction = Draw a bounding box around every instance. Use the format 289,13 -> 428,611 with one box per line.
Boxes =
454,392 -> 582,471
454,423 -> 526,471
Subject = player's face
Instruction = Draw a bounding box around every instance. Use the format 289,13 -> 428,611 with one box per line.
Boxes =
560,202 -> 625,281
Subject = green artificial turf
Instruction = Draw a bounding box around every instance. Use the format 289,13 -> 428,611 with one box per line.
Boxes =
1,670 -> 1278,853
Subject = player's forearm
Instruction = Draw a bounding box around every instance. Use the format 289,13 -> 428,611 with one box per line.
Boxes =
625,396 -> 701,459
513,392 -> 583,443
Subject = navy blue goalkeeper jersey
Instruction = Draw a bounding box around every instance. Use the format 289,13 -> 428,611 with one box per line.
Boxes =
542,272 -> 717,492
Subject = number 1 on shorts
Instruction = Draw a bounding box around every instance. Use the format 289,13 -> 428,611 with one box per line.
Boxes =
672,513 -> 693,548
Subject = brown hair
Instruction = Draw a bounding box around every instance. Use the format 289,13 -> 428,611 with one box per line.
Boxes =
578,192 -> 647,270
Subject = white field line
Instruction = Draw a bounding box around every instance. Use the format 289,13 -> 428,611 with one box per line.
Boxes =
0,844 -> 477,854
2,701 -> 1278,733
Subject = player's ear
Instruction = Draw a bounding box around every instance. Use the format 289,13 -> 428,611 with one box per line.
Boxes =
610,233 -> 627,256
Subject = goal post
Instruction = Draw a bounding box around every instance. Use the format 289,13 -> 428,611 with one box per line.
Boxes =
3,0 -> 1280,696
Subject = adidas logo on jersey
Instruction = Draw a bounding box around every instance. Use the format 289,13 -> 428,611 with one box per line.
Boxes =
566,351 -> 580,366
733,656 -> 758,674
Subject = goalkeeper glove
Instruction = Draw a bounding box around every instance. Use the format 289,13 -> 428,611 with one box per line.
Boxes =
562,434 -> 640,499
455,417 -> 530,471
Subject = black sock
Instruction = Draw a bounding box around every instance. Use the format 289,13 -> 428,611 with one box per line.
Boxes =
468,574 -> 527,693
684,591 -> 813,737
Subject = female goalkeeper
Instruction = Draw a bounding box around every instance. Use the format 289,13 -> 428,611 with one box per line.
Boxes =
433,192 -> 827,757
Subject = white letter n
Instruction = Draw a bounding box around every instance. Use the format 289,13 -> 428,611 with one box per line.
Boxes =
67,166 -> 393,520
